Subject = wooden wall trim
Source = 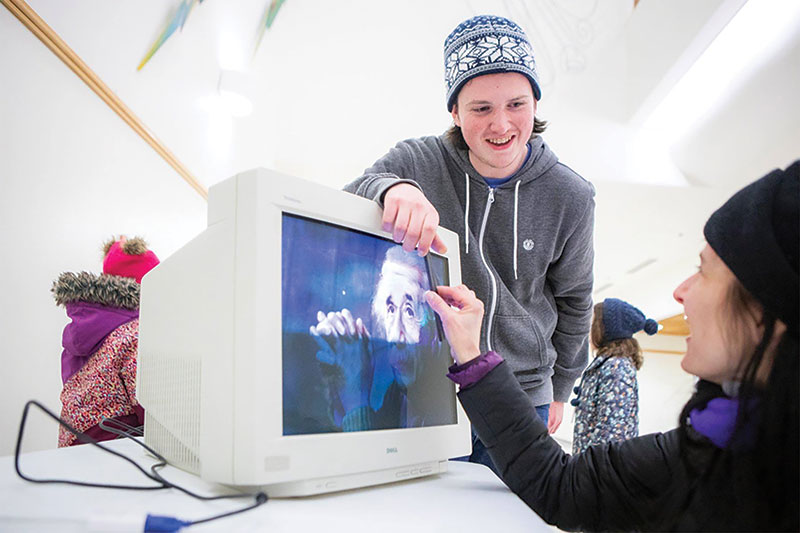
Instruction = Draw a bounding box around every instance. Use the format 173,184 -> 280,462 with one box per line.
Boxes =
2,0 -> 208,200
643,348 -> 685,356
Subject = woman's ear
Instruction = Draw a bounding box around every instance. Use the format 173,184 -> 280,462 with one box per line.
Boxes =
755,319 -> 788,384
745,300 -> 767,339
766,320 -> 788,346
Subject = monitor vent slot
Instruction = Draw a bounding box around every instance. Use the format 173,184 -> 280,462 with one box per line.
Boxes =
145,412 -> 200,474
141,352 -> 202,475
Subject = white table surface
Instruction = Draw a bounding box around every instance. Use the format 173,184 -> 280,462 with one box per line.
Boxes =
0,438 -> 552,532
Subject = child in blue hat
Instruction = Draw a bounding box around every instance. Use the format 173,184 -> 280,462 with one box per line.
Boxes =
571,298 -> 658,454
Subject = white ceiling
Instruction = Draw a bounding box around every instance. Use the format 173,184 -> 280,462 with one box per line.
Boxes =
10,0 -> 800,319
22,0 -> 634,187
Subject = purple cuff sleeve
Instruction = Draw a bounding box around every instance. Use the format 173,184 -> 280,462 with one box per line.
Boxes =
447,351 -> 504,389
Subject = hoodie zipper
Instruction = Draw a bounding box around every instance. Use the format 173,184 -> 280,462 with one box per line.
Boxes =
478,187 -> 498,352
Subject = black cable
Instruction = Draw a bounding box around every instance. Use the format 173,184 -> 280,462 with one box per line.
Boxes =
15,400 -> 165,490
97,415 -> 270,525
97,413 -> 266,505
15,399 -> 268,529
187,492 -> 269,527
98,417 -> 144,439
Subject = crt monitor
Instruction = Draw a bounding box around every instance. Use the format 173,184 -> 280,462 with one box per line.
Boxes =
137,168 -> 470,496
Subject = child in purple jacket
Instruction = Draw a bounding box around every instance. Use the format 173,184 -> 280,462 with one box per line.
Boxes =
52,236 -> 159,446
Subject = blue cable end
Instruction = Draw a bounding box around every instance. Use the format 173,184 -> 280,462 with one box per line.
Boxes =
144,514 -> 192,532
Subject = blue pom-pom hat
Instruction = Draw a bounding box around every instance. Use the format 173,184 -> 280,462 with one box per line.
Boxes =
602,298 -> 658,341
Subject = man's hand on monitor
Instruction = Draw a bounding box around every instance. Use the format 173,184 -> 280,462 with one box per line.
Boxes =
382,183 -> 447,257
310,309 -> 373,413
424,284 -> 483,365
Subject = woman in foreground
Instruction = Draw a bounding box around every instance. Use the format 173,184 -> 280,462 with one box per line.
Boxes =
426,162 -> 799,531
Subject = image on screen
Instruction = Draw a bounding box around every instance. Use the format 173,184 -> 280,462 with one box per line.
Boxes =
281,213 -> 457,436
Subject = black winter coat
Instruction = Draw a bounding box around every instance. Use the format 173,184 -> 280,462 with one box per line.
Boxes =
458,361 -> 767,532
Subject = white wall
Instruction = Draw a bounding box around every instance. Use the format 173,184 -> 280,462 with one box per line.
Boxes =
0,8 -> 207,456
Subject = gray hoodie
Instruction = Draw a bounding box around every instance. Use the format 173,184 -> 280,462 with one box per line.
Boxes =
345,134 -> 594,406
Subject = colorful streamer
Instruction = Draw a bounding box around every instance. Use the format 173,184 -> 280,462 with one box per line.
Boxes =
137,0 -> 202,71
254,0 -> 287,55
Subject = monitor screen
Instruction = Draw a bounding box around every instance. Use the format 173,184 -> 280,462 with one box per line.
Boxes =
281,213 -> 457,436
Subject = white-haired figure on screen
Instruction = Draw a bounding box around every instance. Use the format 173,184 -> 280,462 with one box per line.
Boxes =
310,246 -> 443,430
370,246 -> 438,387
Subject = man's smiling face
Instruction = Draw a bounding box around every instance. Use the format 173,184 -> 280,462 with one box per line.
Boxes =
451,72 -> 536,179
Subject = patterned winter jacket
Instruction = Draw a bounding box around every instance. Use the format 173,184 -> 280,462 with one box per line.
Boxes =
572,354 -> 638,454
52,272 -> 144,447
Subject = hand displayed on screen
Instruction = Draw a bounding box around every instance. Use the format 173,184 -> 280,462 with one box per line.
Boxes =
382,183 -> 448,257
310,309 -> 373,414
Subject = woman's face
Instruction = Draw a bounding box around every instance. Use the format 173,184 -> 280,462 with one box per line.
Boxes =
673,244 -> 759,384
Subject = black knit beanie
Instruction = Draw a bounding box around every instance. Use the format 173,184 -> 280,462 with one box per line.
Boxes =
703,160 -> 799,337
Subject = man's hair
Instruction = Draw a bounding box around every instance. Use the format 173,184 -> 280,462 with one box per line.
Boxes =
445,117 -> 548,151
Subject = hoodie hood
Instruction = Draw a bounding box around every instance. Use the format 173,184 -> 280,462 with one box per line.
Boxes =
53,272 -> 140,383
441,134 -> 559,274
441,134 -> 559,187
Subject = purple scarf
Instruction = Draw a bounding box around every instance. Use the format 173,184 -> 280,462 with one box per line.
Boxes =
690,396 -> 757,450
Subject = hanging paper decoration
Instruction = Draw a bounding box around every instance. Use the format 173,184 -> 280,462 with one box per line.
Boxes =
254,0 -> 287,55
138,0 -> 205,70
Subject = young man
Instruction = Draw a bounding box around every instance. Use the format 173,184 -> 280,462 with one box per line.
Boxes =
345,15 -> 594,472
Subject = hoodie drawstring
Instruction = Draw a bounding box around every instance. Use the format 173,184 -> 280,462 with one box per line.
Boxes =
464,172 -> 470,254
466,172 -> 522,276
513,180 -> 520,280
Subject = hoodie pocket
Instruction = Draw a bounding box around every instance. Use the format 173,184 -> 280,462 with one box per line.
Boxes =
490,314 -> 546,372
